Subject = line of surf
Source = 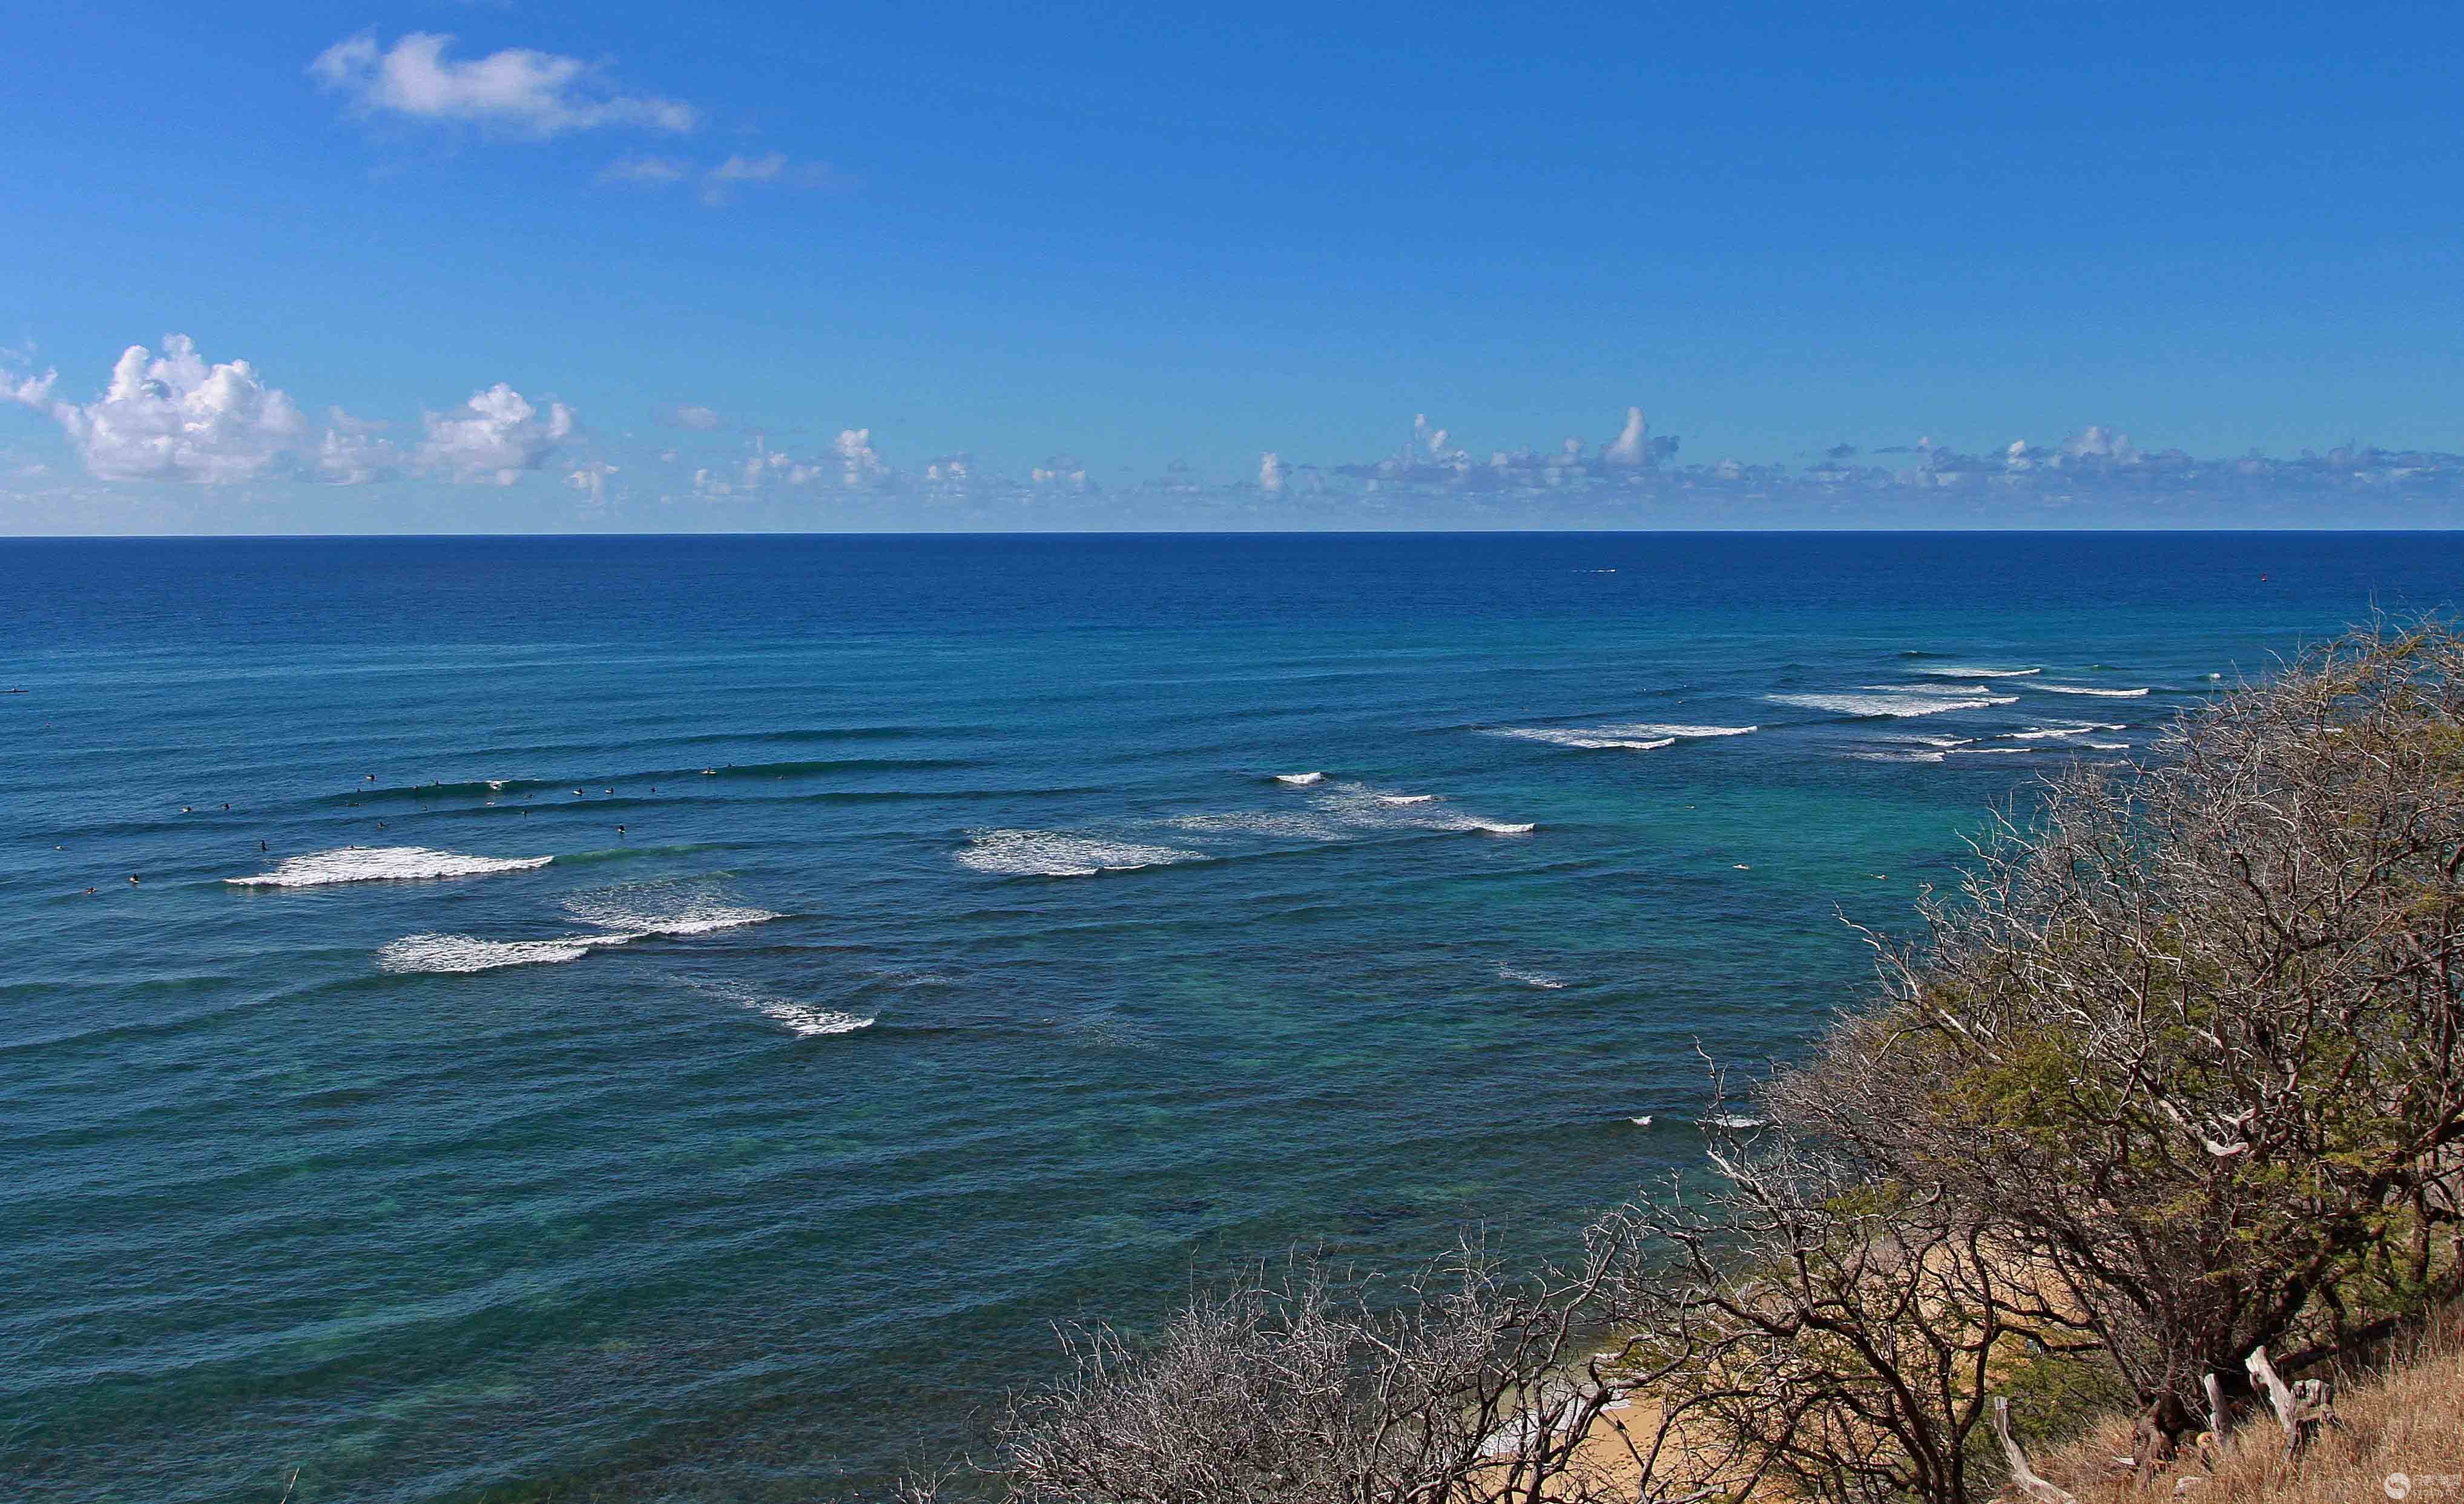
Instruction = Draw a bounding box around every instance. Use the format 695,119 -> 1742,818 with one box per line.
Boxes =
228,847 -> 553,887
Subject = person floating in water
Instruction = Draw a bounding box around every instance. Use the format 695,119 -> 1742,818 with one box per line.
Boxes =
615,824 -> 627,836
259,841 -> 268,852
128,875 -> 139,885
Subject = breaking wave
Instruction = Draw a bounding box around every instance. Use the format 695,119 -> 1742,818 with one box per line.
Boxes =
1174,783 -> 1534,843
1768,691 -> 2017,718
1919,665 -> 2041,678
378,934 -> 608,973
1489,721 -> 1754,751
1492,728 -> 1675,751
1498,964 -> 1567,989
378,884 -> 782,974
957,830 -> 1206,878
228,846 -> 553,887
561,890 -> 781,936
2033,684 -> 2150,697
1273,771 -> 1325,786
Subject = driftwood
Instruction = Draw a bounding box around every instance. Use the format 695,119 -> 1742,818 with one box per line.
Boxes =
1992,1397 -> 2081,1504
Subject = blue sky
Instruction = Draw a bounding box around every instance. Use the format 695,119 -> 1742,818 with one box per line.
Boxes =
4,1 -> 2462,531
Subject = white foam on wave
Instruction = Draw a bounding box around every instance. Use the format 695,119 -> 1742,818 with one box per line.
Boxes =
1948,746 -> 2033,755
2034,684 -> 2150,697
1491,721 -> 1754,751
1499,964 -> 1567,989
378,933 -> 608,973
228,846 -> 553,887
562,891 -> 782,936
2000,724 -> 2101,741
1920,665 -> 2041,678
1273,771 -> 1325,786
1768,691 -> 2017,718
1493,727 -> 1676,751
1704,1112 -> 1770,1131
2087,741 -> 2131,750
379,884 -> 782,974
758,1003 -> 876,1036
1176,782 -> 1534,843
1849,749 -> 1945,763
958,829 -> 1205,878
1888,734 -> 1976,749
1866,682 -> 1989,695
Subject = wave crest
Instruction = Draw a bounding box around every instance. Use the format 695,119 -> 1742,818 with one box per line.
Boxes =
958,830 -> 1205,878
228,846 -> 552,887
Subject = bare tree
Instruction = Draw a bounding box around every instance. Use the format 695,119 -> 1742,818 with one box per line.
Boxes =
1596,1132 -> 2100,1504
1773,621 -> 2464,1463
934,1235 -> 1698,1504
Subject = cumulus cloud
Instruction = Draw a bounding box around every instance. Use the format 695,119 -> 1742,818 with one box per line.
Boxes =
311,31 -> 697,137
835,427 -> 889,488
565,459 -> 619,508
1259,452 -> 1285,494
1602,406 -> 1650,466
7,335 -> 305,483
1031,455 -> 1090,490
317,408 -> 400,485
418,384 -> 576,484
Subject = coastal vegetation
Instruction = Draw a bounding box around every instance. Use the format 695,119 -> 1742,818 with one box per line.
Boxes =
909,622 -> 2464,1504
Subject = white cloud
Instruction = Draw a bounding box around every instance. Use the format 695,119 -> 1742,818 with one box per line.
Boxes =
601,151 -> 851,206
1259,452 -> 1285,493
317,408 -> 399,485
565,459 -> 619,508
835,427 -> 888,487
418,384 -> 576,484
9,335 -> 305,483
311,32 -> 697,138
599,156 -> 690,185
669,403 -> 723,430
2061,425 -> 2137,462
1602,406 -> 1649,466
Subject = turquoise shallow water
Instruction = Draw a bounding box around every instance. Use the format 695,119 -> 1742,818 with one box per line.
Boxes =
4,531 -> 2460,1501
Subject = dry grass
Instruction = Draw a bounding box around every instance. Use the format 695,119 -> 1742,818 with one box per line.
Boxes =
2024,1309 -> 2464,1504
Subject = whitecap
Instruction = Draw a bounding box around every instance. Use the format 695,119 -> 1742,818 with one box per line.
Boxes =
1998,724 -> 2104,740
377,933 -> 608,973
1499,964 -> 1567,989
1947,746 -> 2033,755
1919,665 -> 2041,678
1491,728 -> 1676,751
957,829 -> 1205,878
2034,684 -> 2150,697
562,892 -> 782,936
1864,682 -> 1990,694
2086,741 -> 2130,750
1181,783 -> 1533,842
756,1003 -> 876,1037
1273,771 -> 1325,786
1768,691 -> 2017,718
228,846 -> 553,887
1703,1112 -> 1769,1130
1850,749 -> 1945,763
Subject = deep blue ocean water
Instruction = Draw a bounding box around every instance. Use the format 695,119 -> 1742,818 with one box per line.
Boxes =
4,531 -> 2460,1503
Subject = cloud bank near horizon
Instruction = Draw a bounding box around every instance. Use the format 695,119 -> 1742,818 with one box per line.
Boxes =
6,334 -> 2463,532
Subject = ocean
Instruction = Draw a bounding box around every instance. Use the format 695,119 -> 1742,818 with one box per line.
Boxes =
4,531 -> 2457,1502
